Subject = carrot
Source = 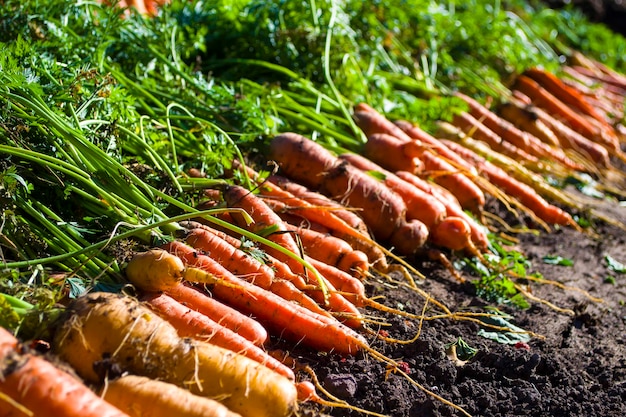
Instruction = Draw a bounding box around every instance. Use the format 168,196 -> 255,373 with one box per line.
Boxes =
305,256 -> 366,303
269,133 -> 429,255
266,174 -> 370,236
361,132 -> 425,174
141,292 -> 295,380
455,91 -> 585,171
394,119 -> 478,175
509,95 -> 611,169
222,184 -> 306,275
353,104 -> 415,143
497,101 -> 561,148
125,248 -> 268,344
394,171 -> 489,250
164,284 -> 268,346
102,375 -> 242,417
184,227 -> 274,288
512,75 -> 620,153
53,293 -> 298,417
267,132 -> 337,189
162,242 -> 367,354
451,111 -> 541,164
522,67 -> 612,129
0,327 -> 130,417
441,139 -> 576,226
339,152 -> 447,230
284,223 -> 369,277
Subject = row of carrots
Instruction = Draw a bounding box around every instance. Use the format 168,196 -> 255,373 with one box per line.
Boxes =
2,58 -> 625,417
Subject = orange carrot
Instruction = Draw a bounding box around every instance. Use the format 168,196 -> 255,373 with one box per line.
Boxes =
339,152 -> 447,230
141,292 -> 295,380
441,139 -> 576,226
362,132 -> 425,174
509,95 -> 611,168
267,132 -> 338,189
513,75 -> 620,154
497,101 -> 561,148
394,119 -> 478,174
305,256 -> 366,303
269,133 -> 429,255
184,227 -> 274,289
284,223 -> 369,277
523,67 -> 612,129
394,171 -> 489,250
266,174 -> 370,236
456,91 -> 585,171
0,327 -> 129,417
451,111 -> 541,163
164,285 -> 268,346
353,104 -> 416,142
222,184 -> 306,274
165,242 -> 367,354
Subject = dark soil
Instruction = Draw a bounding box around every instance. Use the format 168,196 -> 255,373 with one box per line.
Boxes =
295,191 -> 626,417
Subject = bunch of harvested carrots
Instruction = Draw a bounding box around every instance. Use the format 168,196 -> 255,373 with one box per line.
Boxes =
2,56 -> 625,417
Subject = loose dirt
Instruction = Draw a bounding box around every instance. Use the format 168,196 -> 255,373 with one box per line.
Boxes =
295,190 -> 626,417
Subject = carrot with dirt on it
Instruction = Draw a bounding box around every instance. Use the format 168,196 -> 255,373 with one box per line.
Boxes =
125,249 -> 268,345
102,375 -> 242,417
53,292 -> 298,417
147,243 -> 367,354
269,133 -> 429,256
141,292 -> 295,381
0,327 -> 130,417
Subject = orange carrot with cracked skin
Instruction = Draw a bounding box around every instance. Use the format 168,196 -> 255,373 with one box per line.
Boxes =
339,153 -> 481,252
0,327 -> 130,417
163,241 -> 367,354
339,152 -> 447,229
269,133 -> 429,255
455,91 -> 585,171
441,139 -> 576,226
142,292 -> 295,380
352,108 -> 486,212
513,75 -> 620,153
